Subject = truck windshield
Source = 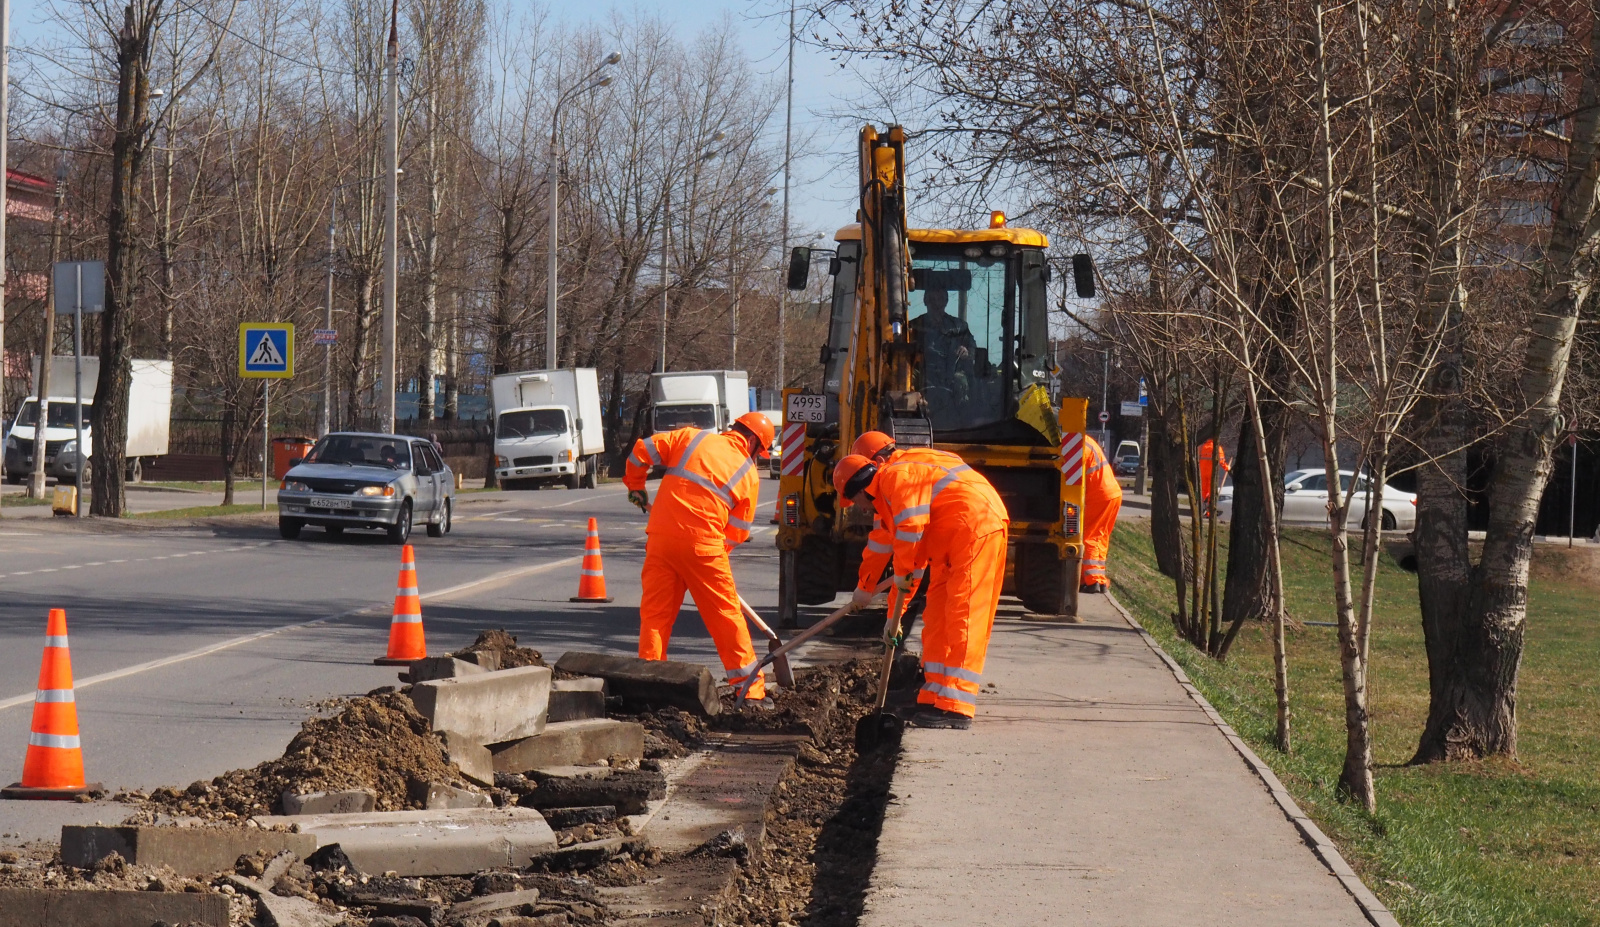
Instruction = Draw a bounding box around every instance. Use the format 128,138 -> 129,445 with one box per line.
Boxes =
654,404 -> 716,432
15,400 -> 91,429
306,434 -> 411,470
498,409 -> 567,439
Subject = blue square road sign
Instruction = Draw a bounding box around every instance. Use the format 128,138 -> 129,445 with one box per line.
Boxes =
239,323 -> 294,379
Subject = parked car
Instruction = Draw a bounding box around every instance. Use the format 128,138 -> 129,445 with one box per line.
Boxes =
1214,469 -> 1416,531
1113,439 -> 1141,477
276,432 -> 455,544
758,409 -> 783,478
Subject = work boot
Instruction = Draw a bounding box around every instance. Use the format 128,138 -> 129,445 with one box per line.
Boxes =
1079,583 -> 1107,595
743,695 -> 775,711
909,707 -> 972,730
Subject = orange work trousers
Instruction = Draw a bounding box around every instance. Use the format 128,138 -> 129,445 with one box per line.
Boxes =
639,538 -> 765,699
917,527 -> 1006,717
1080,489 -> 1121,588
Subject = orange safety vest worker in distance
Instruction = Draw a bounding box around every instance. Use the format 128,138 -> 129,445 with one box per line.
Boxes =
1198,439 -> 1230,503
862,456 -> 1009,718
625,426 -> 765,699
1081,436 -> 1123,591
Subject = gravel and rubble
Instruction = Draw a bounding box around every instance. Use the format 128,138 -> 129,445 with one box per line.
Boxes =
0,640 -> 901,927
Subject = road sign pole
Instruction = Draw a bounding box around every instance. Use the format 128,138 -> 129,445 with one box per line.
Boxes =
73,265 -> 82,519
262,380 -> 270,512
1570,434 -> 1578,549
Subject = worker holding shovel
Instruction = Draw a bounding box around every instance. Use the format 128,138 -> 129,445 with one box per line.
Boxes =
833,452 -> 1008,729
625,412 -> 776,708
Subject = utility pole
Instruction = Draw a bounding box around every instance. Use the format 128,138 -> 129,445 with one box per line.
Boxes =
546,54 -> 619,371
30,168 -> 64,499
730,211 -> 739,368
379,0 -> 399,433
321,197 -> 336,436
0,0 -> 9,510
659,185 -> 669,373
777,0 -> 795,393
1101,348 -> 1110,448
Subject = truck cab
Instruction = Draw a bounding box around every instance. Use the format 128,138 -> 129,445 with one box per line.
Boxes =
4,397 -> 91,484
491,368 -> 605,490
647,370 -> 751,437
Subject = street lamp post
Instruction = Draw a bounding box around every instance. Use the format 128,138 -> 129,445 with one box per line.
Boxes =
659,132 -> 725,373
546,53 -> 620,371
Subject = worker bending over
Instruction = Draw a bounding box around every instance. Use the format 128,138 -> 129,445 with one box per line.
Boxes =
1081,435 -> 1122,594
833,451 -> 1009,729
625,412 -> 776,706
847,431 -> 963,604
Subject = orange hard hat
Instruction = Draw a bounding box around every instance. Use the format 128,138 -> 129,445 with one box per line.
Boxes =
732,412 -> 776,457
851,431 -> 896,462
832,454 -> 878,505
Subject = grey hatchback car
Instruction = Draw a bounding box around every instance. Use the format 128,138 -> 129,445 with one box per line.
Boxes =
276,432 -> 455,544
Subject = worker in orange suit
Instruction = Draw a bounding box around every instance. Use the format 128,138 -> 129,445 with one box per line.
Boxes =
846,431 -> 963,609
1080,435 -> 1123,594
1197,439 -> 1230,512
833,452 -> 1008,729
625,411 -> 777,706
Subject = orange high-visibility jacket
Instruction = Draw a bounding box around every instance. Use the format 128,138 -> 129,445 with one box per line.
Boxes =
866,455 -> 1008,586
1198,439 -> 1230,500
625,427 -> 760,553
855,447 -> 970,592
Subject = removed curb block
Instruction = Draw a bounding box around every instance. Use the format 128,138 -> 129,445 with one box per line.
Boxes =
449,887 -> 543,920
228,875 -> 343,927
490,719 -> 645,773
554,652 -> 720,716
548,677 -> 606,723
534,836 -> 649,871
439,730 -> 496,787
517,769 -> 666,816
258,807 -> 558,877
411,664 -> 552,744
407,778 -> 494,810
0,887 -> 231,927
281,788 -> 376,816
638,733 -> 802,857
403,655 -> 490,685
540,805 -> 616,829
456,649 -> 503,671
59,824 -> 316,877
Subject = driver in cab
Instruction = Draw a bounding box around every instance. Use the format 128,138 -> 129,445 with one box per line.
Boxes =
910,288 -> 977,404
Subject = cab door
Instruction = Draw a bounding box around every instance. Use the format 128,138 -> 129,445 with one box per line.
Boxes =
409,441 -> 439,518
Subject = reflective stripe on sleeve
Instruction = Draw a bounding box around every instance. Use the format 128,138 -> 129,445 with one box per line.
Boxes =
895,529 -> 924,543
930,465 -> 972,498
728,516 -> 754,531
866,538 -> 893,554
644,439 -> 665,467
920,681 -> 976,705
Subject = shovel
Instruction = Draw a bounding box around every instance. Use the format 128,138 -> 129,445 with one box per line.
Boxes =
734,578 -> 894,700
854,586 -> 910,754
737,595 -> 796,688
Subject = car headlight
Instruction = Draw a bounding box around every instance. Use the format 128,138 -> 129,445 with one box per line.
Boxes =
61,441 -> 76,456
282,480 -> 311,492
558,449 -> 573,462
357,485 -> 397,497
495,455 -> 509,468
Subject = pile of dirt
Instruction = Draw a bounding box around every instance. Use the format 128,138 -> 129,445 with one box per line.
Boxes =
720,659 -> 900,927
144,689 -> 460,819
452,628 -> 546,668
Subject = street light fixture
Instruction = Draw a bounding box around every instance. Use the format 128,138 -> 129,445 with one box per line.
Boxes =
659,132 -> 726,372
546,52 -> 621,370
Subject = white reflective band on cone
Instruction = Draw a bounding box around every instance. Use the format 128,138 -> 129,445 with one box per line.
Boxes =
28,732 -> 80,749
44,636 -> 69,648
34,689 -> 75,703
391,615 -> 423,624
581,569 -> 605,577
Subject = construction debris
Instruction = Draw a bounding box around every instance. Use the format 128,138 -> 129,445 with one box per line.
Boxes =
489,718 -> 645,772
554,652 -> 721,716
453,629 -> 545,668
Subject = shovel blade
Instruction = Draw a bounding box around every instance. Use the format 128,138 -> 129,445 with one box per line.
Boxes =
768,637 -> 796,688
854,710 -> 905,754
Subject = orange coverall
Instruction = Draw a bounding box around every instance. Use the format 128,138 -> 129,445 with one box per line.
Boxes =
853,446 -> 967,594
1198,439 -> 1230,503
866,456 -> 1009,717
625,427 -> 765,698
1081,436 -> 1123,589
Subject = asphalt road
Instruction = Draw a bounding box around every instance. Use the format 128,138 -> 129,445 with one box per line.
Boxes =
0,478 -> 795,844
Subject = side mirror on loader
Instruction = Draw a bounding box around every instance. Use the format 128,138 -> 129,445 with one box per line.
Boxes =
787,247 -> 812,291
1072,253 -> 1097,299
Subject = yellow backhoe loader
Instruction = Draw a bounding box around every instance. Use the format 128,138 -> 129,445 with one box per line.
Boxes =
774,125 -> 1096,626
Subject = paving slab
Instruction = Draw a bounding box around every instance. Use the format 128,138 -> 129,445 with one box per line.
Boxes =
59,823 -> 315,877
859,594 -> 1381,927
489,718 -> 645,772
0,887 -> 231,927
257,807 -> 558,877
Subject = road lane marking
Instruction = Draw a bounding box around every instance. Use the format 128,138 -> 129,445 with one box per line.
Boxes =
0,552 -> 586,713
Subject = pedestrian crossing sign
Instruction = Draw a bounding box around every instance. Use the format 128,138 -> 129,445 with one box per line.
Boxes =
239,323 -> 294,379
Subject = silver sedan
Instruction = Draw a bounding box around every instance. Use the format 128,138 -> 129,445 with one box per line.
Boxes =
276,432 -> 455,544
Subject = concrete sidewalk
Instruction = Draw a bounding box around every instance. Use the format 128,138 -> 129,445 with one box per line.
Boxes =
862,594 -> 1391,927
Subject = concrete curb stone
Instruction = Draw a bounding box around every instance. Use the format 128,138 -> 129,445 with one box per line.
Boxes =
0,887 -> 231,927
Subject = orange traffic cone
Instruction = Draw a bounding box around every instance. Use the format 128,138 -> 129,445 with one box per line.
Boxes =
3,609 -> 101,800
374,544 -> 428,665
570,518 -> 614,603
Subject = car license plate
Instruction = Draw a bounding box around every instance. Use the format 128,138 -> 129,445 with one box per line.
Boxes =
308,497 -> 352,509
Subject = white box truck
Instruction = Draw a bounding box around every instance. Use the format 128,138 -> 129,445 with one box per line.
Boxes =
3,357 -> 173,484
647,370 -> 750,437
491,367 -> 605,490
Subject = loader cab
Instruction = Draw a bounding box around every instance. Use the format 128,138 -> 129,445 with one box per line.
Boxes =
820,225 -> 1053,444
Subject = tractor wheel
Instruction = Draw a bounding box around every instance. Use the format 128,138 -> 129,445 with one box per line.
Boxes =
1016,543 -> 1076,617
